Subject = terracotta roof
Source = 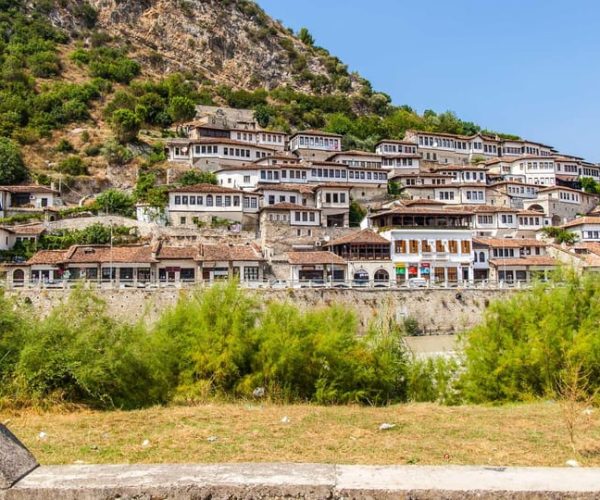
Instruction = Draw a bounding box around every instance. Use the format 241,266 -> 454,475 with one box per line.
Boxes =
65,245 -> 156,264
255,183 -> 315,194
27,249 -> 66,265
473,237 -> 547,248
403,199 -> 446,206
198,243 -> 263,262
169,183 -> 249,194
372,206 -> 474,218
261,203 -> 320,211
489,180 -> 541,188
315,183 -> 353,190
157,246 -> 199,260
489,256 -> 557,267
561,217 -> 600,228
0,185 -> 59,194
462,205 -> 519,214
290,130 -> 342,138
0,224 -> 45,235
325,229 -> 389,247
287,251 -> 346,265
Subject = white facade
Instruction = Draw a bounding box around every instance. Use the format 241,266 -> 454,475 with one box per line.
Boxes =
381,228 -> 474,283
288,131 -> 342,153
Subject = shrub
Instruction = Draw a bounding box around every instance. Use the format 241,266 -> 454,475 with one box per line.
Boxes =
0,138 -> 28,184
110,109 -> 140,143
55,138 -> 74,153
12,288 -> 170,409
460,272 -> 600,403
179,170 -> 217,186
57,155 -> 87,175
102,139 -> 134,165
94,188 -> 135,217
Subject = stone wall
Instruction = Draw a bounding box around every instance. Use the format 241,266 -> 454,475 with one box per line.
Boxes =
5,287 -> 512,334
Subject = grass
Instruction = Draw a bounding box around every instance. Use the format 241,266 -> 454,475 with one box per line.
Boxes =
1,402 -> 599,467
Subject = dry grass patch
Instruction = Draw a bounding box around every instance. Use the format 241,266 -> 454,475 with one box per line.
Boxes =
1,402 -> 599,467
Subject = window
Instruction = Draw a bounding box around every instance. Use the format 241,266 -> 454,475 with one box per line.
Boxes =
461,240 -> 471,253
174,195 -> 181,205
243,175 -> 251,184
182,196 -> 188,204
224,196 -> 231,207
448,240 -> 458,253
409,240 -> 419,253
395,240 -> 407,253
180,217 -> 186,225
244,267 -> 259,281
206,195 -> 213,206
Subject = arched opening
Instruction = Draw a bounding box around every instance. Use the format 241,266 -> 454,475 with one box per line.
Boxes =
528,204 -> 544,213
479,251 -> 485,262
353,270 -> 369,284
374,269 -> 389,283
12,269 -> 24,287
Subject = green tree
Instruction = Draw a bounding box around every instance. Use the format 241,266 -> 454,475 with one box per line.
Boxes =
0,138 -> 28,184
179,170 -> 217,186
110,109 -> 140,143
580,177 -> 600,194
57,156 -> 88,176
460,272 -> 600,403
94,189 -> 135,217
253,104 -> 272,128
297,27 -> 314,46
167,96 -> 196,125
349,200 -> 367,227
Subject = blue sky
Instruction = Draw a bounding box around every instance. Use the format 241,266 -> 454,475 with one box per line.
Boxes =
257,0 -> 600,161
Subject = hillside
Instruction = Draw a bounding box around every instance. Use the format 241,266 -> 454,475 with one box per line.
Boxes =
0,0 -> 512,202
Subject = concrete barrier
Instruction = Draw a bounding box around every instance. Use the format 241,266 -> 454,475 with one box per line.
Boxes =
2,462 -> 600,499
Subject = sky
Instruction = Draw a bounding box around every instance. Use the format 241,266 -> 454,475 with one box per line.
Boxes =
257,0 -> 600,161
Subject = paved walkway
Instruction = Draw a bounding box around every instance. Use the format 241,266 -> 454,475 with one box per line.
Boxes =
2,463 -> 600,499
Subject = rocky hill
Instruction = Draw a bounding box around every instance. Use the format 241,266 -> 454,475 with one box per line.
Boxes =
43,0 -> 366,94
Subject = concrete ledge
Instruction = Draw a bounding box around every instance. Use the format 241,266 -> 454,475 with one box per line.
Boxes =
2,463 -> 600,499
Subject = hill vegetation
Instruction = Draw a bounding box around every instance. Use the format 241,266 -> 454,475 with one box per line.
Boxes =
0,0 -> 518,194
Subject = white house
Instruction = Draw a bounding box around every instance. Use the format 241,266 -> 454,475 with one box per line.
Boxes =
167,184 -> 260,227
562,216 -> 600,242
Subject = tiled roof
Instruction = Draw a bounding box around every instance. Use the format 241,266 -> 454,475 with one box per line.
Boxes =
463,205 -> 519,213
157,246 -> 199,260
375,139 -> 415,146
169,183 -> 249,194
261,203 -> 320,211
403,199 -> 446,206
315,183 -> 353,190
372,206 -> 474,217
325,229 -> 389,246
518,209 -> 546,216
287,251 -> 346,265
561,217 -> 600,228
198,243 -> 264,262
473,237 -> 546,248
27,250 -> 66,265
0,185 -> 59,194
0,224 -> 45,235
65,245 -> 156,264
489,256 -> 557,267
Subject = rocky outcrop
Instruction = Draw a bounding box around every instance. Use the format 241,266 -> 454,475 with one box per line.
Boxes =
45,0 -> 363,93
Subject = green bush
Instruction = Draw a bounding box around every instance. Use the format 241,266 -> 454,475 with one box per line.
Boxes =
55,138 -> 74,153
94,188 -> 135,217
101,139 -> 134,165
110,109 -> 140,143
12,288 -> 170,409
57,155 -> 87,175
0,137 -> 28,184
460,272 -> 600,403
